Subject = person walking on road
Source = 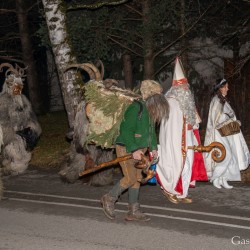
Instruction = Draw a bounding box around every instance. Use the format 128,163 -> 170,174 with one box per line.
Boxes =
101,80 -> 169,221
204,78 -> 250,189
156,57 -> 208,204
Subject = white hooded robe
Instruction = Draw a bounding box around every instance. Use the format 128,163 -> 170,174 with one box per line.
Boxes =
204,96 -> 249,181
157,97 -> 196,198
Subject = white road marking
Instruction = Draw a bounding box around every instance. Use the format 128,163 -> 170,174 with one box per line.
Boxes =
5,190 -> 250,222
5,196 -> 250,230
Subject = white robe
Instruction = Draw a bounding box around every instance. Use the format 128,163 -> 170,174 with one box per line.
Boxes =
157,97 -> 197,198
204,96 -> 250,181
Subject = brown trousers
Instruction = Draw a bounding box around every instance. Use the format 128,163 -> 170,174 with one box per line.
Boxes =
116,145 -> 147,189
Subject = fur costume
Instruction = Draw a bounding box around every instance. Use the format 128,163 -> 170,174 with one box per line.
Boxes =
0,126 -> 3,199
59,62 -> 141,186
0,63 -> 42,176
0,175 -> 3,199
59,100 -> 114,186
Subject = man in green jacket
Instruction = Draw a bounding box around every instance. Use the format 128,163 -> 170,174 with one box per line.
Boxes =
101,80 -> 169,221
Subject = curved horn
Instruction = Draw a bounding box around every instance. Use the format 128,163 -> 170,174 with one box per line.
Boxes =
15,64 -> 27,77
83,63 -> 102,81
95,60 -> 105,80
0,63 -> 19,77
64,64 -> 96,80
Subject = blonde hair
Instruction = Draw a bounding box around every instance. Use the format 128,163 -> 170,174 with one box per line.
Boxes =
140,80 -> 163,100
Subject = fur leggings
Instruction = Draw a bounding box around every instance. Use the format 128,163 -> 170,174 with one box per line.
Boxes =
0,173 -> 3,200
1,136 -> 31,175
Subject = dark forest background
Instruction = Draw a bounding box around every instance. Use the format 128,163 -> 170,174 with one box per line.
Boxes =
0,0 -> 249,149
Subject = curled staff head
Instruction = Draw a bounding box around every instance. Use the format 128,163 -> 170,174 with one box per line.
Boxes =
209,142 -> 226,162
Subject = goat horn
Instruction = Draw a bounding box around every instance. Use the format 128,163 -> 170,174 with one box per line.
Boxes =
0,63 -> 19,77
64,64 -> 97,80
95,60 -> 105,80
82,63 -> 102,81
15,63 -> 27,77
65,63 -> 102,81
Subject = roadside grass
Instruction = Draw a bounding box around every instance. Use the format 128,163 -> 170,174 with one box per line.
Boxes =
30,111 -> 70,170
30,110 -> 250,181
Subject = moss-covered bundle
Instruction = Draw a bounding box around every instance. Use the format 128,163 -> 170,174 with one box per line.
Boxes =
85,81 -> 134,148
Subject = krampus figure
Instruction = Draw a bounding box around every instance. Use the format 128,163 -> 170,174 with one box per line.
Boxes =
0,63 -> 42,176
59,63 -> 115,186
59,100 -> 114,186
0,175 -> 3,200
0,127 -> 3,199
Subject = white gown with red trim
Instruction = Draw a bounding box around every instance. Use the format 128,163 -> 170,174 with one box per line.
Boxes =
157,97 -> 207,198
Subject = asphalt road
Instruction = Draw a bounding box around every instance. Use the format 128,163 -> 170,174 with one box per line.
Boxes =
0,168 -> 250,250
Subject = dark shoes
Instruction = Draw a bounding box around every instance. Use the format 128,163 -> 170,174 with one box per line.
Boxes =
101,196 -> 150,222
125,202 -> 150,222
100,194 -> 116,220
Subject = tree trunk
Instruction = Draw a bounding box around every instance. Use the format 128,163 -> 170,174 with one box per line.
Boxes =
180,0 -> 188,70
122,53 -> 133,89
16,0 -> 44,114
42,0 -> 114,186
46,49 -> 64,112
142,0 -> 154,80
42,0 -> 81,128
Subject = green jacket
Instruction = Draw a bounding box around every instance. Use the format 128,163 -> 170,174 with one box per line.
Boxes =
115,100 -> 157,153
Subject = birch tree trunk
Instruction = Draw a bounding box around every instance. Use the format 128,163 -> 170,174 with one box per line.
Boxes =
42,0 -> 114,186
42,0 -> 81,128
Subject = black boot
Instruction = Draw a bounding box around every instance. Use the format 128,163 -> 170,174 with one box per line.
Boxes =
100,182 -> 124,220
100,194 -> 117,220
125,202 -> 150,222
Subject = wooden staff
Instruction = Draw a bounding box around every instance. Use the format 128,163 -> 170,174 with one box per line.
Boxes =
79,153 -> 156,184
188,141 -> 226,162
79,154 -> 133,177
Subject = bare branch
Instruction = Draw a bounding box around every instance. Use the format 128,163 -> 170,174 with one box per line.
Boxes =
0,56 -> 23,64
26,2 -> 39,13
109,27 -> 143,40
154,0 -> 215,59
107,35 -> 143,57
0,8 -> 16,14
154,57 -> 175,77
0,50 -> 22,55
227,54 -> 250,78
219,16 -> 250,45
154,47 -> 187,77
122,18 -> 141,21
108,34 -> 143,49
0,21 -> 20,29
124,3 -> 142,17
0,34 -> 21,41
66,0 -> 129,11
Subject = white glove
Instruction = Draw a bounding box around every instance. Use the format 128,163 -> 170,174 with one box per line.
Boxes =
193,123 -> 199,130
